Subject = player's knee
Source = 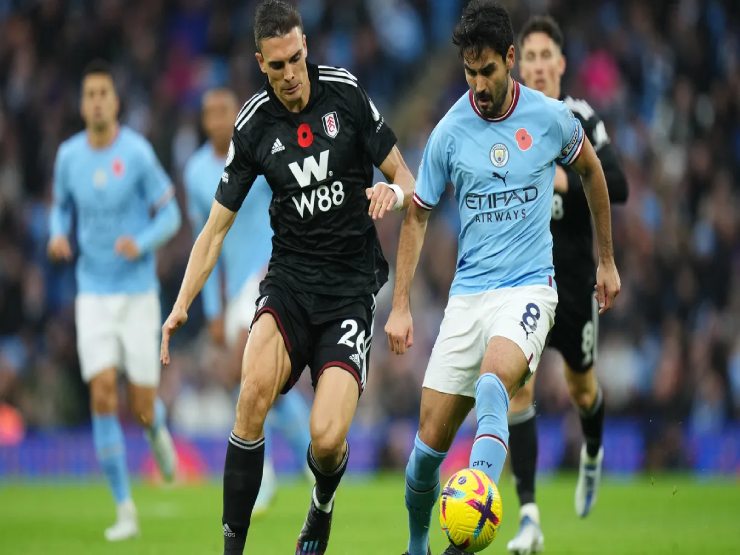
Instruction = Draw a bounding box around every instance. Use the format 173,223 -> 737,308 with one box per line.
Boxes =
90,379 -> 117,413
309,421 -> 346,462
568,379 -> 597,410
130,400 -> 154,427
510,384 -> 534,411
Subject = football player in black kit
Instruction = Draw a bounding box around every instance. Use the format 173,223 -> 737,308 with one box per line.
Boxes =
505,15 -> 628,555
159,2 -> 415,554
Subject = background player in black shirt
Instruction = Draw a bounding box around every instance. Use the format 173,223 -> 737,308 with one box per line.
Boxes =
159,2 -> 415,554
506,15 -> 629,555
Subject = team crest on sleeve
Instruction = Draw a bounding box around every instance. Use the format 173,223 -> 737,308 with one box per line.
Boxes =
225,140 -> 235,167
490,143 -> 509,167
322,111 -> 340,138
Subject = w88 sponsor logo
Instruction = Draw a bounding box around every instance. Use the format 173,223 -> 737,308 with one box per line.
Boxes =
289,150 -> 346,217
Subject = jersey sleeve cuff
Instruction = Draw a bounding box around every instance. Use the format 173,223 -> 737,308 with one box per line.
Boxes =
560,126 -> 585,166
412,192 -> 435,211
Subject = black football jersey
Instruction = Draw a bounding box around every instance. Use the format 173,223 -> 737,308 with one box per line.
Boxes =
216,63 -> 397,296
551,95 -> 628,289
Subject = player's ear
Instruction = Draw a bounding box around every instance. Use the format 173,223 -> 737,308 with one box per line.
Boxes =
302,34 -> 308,59
559,53 -> 566,77
506,45 -> 515,71
255,51 -> 266,74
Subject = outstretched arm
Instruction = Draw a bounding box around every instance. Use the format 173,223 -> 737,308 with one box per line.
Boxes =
570,136 -> 621,314
385,201 -> 431,354
161,200 -> 236,364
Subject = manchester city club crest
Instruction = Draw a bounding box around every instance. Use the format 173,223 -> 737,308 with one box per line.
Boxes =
322,111 -> 340,138
490,143 -> 509,167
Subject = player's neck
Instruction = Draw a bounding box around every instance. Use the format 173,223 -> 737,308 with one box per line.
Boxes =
213,140 -> 229,158
496,77 -> 514,119
87,123 -> 119,149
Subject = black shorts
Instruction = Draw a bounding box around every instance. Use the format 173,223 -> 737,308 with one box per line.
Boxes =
252,278 -> 376,395
547,280 -> 598,373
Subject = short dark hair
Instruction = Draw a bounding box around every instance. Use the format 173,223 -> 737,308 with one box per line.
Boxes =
518,15 -> 564,51
254,0 -> 303,50
82,59 -> 113,81
452,0 -> 514,61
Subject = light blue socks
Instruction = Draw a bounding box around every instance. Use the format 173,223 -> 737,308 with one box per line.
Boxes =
92,413 -> 130,504
469,373 -> 510,484
405,434 -> 446,555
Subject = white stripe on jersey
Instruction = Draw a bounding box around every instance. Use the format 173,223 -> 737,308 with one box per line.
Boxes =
318,65 -> 357,81
564,96 -> 595,120
361,294 -> 377,387
236,96 -> 270,130
235,91 -> 267,123
235,92 -> 268,129
318,75 -> 358,87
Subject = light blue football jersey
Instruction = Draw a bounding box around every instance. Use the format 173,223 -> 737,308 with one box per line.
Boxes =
414,80 -> 584,296
184,142 -> 273,320
50,126 -> 181,294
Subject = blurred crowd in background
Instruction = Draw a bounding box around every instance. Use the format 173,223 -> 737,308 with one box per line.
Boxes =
0,0 -> 738,472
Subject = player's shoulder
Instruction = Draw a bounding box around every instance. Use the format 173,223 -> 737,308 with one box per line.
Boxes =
519,83 -> 567,115
316,64 -> 365,109
188,142 -> 213,166
233,87 -> 272,136
434,92 -> 473,134
117,126 -> 157,156
58,130 -> 87,157
317,64 -> 360,89
562,95 -> 601,126
183,143 -> 212,185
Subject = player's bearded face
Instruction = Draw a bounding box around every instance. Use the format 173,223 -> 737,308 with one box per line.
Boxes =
464,47 -> 514,118
256,27 -> 310,111
519,32 -> 565,99
80,75 -> 119,132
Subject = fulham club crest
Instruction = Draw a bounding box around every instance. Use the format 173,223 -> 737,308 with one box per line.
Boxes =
322,111 -> 339,138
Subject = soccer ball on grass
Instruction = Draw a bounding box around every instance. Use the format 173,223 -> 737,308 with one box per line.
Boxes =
439,468 -> 503,552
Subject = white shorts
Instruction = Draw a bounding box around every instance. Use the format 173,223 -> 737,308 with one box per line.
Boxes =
422,285 -> 558,398
75,291 -> 161,386
224,272 -> 264,348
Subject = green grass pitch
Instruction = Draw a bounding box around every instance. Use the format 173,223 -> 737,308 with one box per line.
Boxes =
1,473 -> 738,554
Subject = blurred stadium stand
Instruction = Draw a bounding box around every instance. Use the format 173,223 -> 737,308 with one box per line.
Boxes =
0,0 -> 738,476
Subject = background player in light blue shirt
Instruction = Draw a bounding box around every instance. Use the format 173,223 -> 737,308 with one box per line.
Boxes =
47,60 -> 181,542
184,88 -> 311,514
384,2 -> 621,554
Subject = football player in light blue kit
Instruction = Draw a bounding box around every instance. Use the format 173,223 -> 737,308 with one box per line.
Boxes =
184,88 -> 311,514
47,60 -> 181,542
384,2 -> 621,554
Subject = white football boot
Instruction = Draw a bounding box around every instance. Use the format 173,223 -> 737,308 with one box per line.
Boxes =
575,445 -> 604,518
253,459 -> 277,516
507,503 -> 544,555
104,499 -> 139,541
146,426 -> 177,483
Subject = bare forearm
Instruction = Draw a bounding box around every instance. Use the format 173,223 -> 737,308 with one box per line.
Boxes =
174,229 -> 224,311
581,166 -> 614,261
392,206 -> 428,309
